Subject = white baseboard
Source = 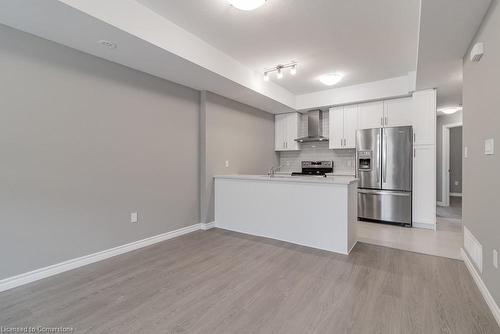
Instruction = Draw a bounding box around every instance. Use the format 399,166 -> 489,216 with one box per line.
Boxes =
0,223 -> 202,293
201,221 -> 215,230
413,222 -> 436,230
461,248 -> 500,327
437,201 -> 446,207
450,193 -> 463,197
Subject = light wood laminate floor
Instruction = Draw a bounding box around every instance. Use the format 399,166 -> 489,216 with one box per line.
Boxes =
1,229 -> 498,334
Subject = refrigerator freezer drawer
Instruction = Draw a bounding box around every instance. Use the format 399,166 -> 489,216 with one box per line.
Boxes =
358,189 -> 412,225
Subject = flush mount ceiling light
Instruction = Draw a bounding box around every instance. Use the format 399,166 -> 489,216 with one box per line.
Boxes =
438,106 -> 463,115
263,62 -> 298,81
318,73 -> 344,86
229,0 -> 266,11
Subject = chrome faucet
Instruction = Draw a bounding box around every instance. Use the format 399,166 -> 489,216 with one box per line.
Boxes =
268,165 -> 282,177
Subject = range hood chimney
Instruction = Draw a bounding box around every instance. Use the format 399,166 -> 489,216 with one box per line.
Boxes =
295,110 -> 329,143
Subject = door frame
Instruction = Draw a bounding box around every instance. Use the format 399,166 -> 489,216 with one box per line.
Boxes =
441,122 -> 463,207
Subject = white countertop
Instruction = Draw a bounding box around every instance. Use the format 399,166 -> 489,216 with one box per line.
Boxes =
214,174 -> 358,185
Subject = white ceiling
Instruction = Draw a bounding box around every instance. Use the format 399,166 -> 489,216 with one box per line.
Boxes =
137,0 -> 420,95
416,0 -> 491,109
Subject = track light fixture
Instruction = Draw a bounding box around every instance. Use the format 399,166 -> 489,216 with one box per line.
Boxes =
263,62 -> 298,81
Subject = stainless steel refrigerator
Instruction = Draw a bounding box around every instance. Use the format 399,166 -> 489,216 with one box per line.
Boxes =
356,126 -> 413,226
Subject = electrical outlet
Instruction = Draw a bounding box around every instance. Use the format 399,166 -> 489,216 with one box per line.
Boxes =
131,212 -> 138,223
455,181 -> 459,186
494,249 -> 498,269
464,146 -> 468,158
225,160 -> 230,168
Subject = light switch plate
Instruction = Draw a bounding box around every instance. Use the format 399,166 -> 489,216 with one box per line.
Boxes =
131,212 -> 138,223
494,249 -> 498,269
485,138 -> 494,155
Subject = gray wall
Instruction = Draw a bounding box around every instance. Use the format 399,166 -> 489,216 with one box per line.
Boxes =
449,127 -> 462,194
436,112 -> 463,202
0,25 -> 200,279
463,0 -> 500,306
200,92 -> 277,224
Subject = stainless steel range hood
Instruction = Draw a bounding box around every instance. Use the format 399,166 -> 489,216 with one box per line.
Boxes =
295,109 -> 329,143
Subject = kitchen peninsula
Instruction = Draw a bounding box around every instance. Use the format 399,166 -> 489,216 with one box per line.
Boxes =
214,175 -> 358,254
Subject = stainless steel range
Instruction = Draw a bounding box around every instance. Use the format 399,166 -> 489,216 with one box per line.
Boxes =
292,161 -> 333,176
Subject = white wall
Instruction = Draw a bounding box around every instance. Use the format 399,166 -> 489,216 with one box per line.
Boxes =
462,0 -> 500,307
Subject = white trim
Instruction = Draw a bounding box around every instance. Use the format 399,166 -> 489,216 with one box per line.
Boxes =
450,192 -> 463,197
441,122 -> 463,207
0,223 -> 202,293
437,201 -> 446,207
462,248 -> 500,327
348,240 -> 358,255
201,222 -> 215,230
413,222 -> 436,230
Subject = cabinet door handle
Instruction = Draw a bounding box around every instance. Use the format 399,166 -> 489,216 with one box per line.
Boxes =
414,148 -> 416,158
413,133 -> 416,143
381,117 -> 383,126
385,116 -> 388,125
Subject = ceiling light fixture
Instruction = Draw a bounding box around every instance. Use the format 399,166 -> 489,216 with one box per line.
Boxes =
228,0 -> 266,11
276,68 -> 283,79
318,73 -> 344,86
262,62 -> 297,81
438,106 -> 463,115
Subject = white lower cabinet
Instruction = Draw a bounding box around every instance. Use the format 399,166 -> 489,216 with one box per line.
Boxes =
412,145 -> 436,228
275,112 -> 300,151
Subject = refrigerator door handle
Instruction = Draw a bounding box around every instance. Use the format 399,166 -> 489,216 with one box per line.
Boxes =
383,130 -> 388,183
376,133 -> 380,183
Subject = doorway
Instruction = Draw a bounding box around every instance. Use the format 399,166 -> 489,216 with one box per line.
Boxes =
438,123 -> 463,220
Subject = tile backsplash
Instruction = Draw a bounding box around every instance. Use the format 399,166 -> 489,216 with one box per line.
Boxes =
279,111 -> 356,175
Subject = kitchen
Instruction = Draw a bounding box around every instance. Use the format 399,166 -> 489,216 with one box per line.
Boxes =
214,90 -> 437,255
2,0 -> 499,332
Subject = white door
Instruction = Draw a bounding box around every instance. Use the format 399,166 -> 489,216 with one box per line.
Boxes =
412,90 -> 436,145
358,101 -> 384,129
286,113 -> 300,151
413,145 -> 436,226
329,107 -> 344,149
275,114 -> 286,151
343,104 -> 358,148
384,97 -> 413,127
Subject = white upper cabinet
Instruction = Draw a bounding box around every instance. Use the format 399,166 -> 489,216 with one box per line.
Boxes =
358,101 -> 384,129
275,112 -> 300,151
412,89 -> 436,146
384,97 -> 413,127
329,105 -> 358,149
329,107 -> 344,149
343,105 -> 358,148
